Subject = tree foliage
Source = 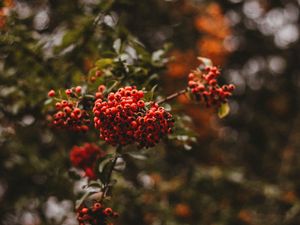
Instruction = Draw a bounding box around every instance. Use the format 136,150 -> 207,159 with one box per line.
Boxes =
1,0 -> 300,225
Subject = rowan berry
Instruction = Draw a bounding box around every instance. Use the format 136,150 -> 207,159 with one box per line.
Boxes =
93,86 -> 174,148
187,66 -> 235,107
103,208 -> 113,216
48,90 -> 55,97
77,203 -> 117,225
75,86 -> 82,94
65,89 -> 72,95
70,143 -> 106,180
95,70 -> 102,77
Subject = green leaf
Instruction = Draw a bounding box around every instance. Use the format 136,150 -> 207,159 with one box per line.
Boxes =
197,57 -> 213,68
144,84 -> 157,101
61,30 -> 81,48
98,157 -> 113,173
87,180 -> 103,188
218,103 -> 230,119
105,80 -> 119,93
127,152 -> 147,160
95,58 -> 113,69
68,170 -> 81,180
44,98 -> 53,106
113,38 -> 122,53
76,191 -> 92,209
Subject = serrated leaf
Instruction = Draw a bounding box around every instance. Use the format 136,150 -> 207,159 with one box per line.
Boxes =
218,103 -> 230,119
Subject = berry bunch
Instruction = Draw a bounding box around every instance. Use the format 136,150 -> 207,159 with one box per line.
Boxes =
50,99 -> 90,131
135,103 -> 174,148
70,143 -> 106,179
188,66 -> 235,107
47,88 -> 90,131
77,202 -> 118,225
93,86 -> 174,148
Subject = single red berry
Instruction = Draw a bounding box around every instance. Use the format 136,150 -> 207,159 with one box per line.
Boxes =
103,208 -> 113,216
65,89 -> 72,95
75,86 -> 82,94
95,70 -> 102,77
73,108 -> 81,115
93,203 -> 102,211
48,90 -> 55,97
98,85 -> 106,93
81,208 -> 88,214
188,73 -> 195,80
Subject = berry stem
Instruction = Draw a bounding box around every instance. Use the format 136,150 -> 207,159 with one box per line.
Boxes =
156,88 -> 188,105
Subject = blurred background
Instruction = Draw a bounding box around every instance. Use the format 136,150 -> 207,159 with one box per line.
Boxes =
1,0 -> 300,224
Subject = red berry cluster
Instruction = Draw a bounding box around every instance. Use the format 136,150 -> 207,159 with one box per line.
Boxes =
188,66 -> 235,107
135,103 -> 174,148
47,88 -> 90,131
50,100 -> 90,131
77,202 -> 118,225
70,143 -> 106,179
93,86 -> 174,148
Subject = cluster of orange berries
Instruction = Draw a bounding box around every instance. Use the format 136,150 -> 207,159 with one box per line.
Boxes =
93,86 -> 174,148
188,66 -> 235,107
77,202 -> 118,225
47,87 -> 90,132
70,143 -> 106,179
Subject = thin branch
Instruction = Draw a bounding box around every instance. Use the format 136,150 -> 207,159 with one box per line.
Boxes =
156,88 -> 188,105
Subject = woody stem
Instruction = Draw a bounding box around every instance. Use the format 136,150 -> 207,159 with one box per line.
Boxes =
156,88 -> 188,105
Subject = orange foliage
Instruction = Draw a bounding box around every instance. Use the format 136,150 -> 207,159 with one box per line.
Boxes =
195,3 -> 230,39
281,191 -> 297,204
195,3 -> 231,65
174,203 -> 192,218
197,37 -> 228,66
238,209 -> 253,224
0,10 -> 5,28
167,49 -> 198,78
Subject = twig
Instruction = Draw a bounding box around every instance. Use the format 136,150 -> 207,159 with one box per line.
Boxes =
156,88 -> 188,105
